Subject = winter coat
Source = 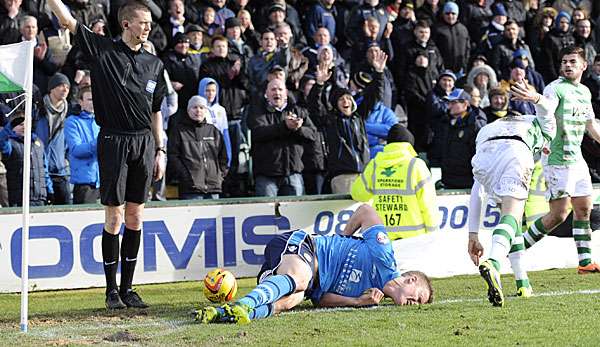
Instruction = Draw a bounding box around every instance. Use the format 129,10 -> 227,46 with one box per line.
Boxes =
440,107 -> 487,189
541,28 -> 575,82
198,77 -> 232,167
433,20 -> 471,73
248,47 -> 291,94
35,98 -> 70,177
365,102 -> 399,158
0,128 -> 53,206
247,98 -> 316,177
162,50 -> 202,113
405,65 -> 438,152
168,116 -> 227,194
198,55 -> 249,120
308,72 -> 385,176
64,110 -> 100,186
396,38 -> 444,86
490,38 -> 535,79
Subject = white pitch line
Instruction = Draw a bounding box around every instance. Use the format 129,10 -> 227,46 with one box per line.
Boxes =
282,288 -> 600,315
18,288 -> 600,338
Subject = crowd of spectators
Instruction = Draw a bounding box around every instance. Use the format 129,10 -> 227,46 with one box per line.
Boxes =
1,0 -> 600,206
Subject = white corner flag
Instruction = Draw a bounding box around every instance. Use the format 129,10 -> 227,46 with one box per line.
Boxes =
0,40 -> 35,333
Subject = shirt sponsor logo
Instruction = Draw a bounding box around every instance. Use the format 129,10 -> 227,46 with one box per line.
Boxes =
349,269 -> 362,283
376,232 -> 389,245
146,80 -> 157,93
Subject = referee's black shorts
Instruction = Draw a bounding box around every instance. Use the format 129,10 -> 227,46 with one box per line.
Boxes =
97,128 -> 155,206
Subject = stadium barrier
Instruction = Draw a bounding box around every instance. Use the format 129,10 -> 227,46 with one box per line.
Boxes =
1,189 -> 599,292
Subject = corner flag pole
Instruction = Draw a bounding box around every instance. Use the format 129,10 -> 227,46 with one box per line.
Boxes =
20,40 -> 35,333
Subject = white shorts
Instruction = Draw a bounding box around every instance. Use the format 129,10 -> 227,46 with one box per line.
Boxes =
543,161 -> 593,200
472,140 -> 533,203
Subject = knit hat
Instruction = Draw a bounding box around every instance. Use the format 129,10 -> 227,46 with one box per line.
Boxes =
489,87 -> 508,99
510,58 -> 527,70
555,11 -> 571,29
173,32 -> 190,45
387,124 -> 415,146
330,88 -> 357,113
443,1 -> 459,14
512,48 -> 529,60
491,3 -> 507,17
352,71 -> 373,90
439,69 -> 457,81
48,73 -> 70,91
187,95 -> 209,111
225,17 -> 241,30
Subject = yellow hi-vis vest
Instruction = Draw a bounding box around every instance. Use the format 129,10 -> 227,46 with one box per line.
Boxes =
524,160 -> 549,228
351,142 -> 440,240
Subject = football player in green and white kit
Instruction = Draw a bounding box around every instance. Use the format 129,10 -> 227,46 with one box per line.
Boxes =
467,103 -> 556,307
510,46 -> 600,276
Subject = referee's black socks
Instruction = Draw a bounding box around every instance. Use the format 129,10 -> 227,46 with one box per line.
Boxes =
120,227 -> 141,295
102,230 -> 120,295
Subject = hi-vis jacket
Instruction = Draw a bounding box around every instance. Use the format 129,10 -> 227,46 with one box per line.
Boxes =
524,160 -> 549,229
351,142 -> 440,239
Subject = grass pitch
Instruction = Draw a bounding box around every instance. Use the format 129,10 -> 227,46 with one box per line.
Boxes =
1,268 -> 600,346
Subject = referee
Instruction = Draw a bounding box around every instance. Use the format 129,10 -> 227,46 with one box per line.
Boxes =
49,0 -> 167,309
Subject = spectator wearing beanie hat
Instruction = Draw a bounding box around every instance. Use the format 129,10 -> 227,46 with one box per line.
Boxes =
511,48 -> 545,93
483,87 -> 509,123
425,69 -> 456,163
224,17 -> 253,66
541,10 -> 575,81
478,3 -> 507,55
168,95 -> 227,200
34,72 -> 72,205
307,49 -> 388,194
433,1 -> 471,73
351,123 -> 440,240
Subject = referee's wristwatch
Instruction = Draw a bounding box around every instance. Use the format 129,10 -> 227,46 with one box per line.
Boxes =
155,146 -> 167,154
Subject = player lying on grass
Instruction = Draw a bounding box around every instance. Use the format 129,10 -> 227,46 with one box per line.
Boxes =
467,99 -> 556,307
196,204 -> 433,324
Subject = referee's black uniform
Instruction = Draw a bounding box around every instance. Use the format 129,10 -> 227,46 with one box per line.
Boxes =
75,23 -> 166,205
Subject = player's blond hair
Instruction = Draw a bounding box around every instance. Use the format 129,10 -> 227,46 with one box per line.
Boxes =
404,270 -> 434,304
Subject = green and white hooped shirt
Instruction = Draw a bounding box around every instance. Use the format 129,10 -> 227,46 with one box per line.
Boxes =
536,77 -> 594,165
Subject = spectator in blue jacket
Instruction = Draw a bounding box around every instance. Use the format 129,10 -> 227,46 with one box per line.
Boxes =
305,0 -> 337,45
247,30 -> 290,94
35,72 -> 72,205
0,113 -> 53,207
64,86 -> 100,204
365,101 -> 398,158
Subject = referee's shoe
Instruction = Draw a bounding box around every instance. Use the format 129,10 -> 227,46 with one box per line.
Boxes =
105,289 -> 126,309
121,289 -> 149,308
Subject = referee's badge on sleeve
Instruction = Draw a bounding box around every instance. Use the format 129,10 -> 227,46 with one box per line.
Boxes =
146,80 -> 157,93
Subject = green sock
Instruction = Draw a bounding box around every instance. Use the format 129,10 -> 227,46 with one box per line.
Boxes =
489,215 -> 518,271
523,218 -> 548,249
573,220 -> 592,267
509,228 -> 530,290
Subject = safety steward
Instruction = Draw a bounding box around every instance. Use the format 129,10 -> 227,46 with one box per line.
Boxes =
351,124 -> 440,240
